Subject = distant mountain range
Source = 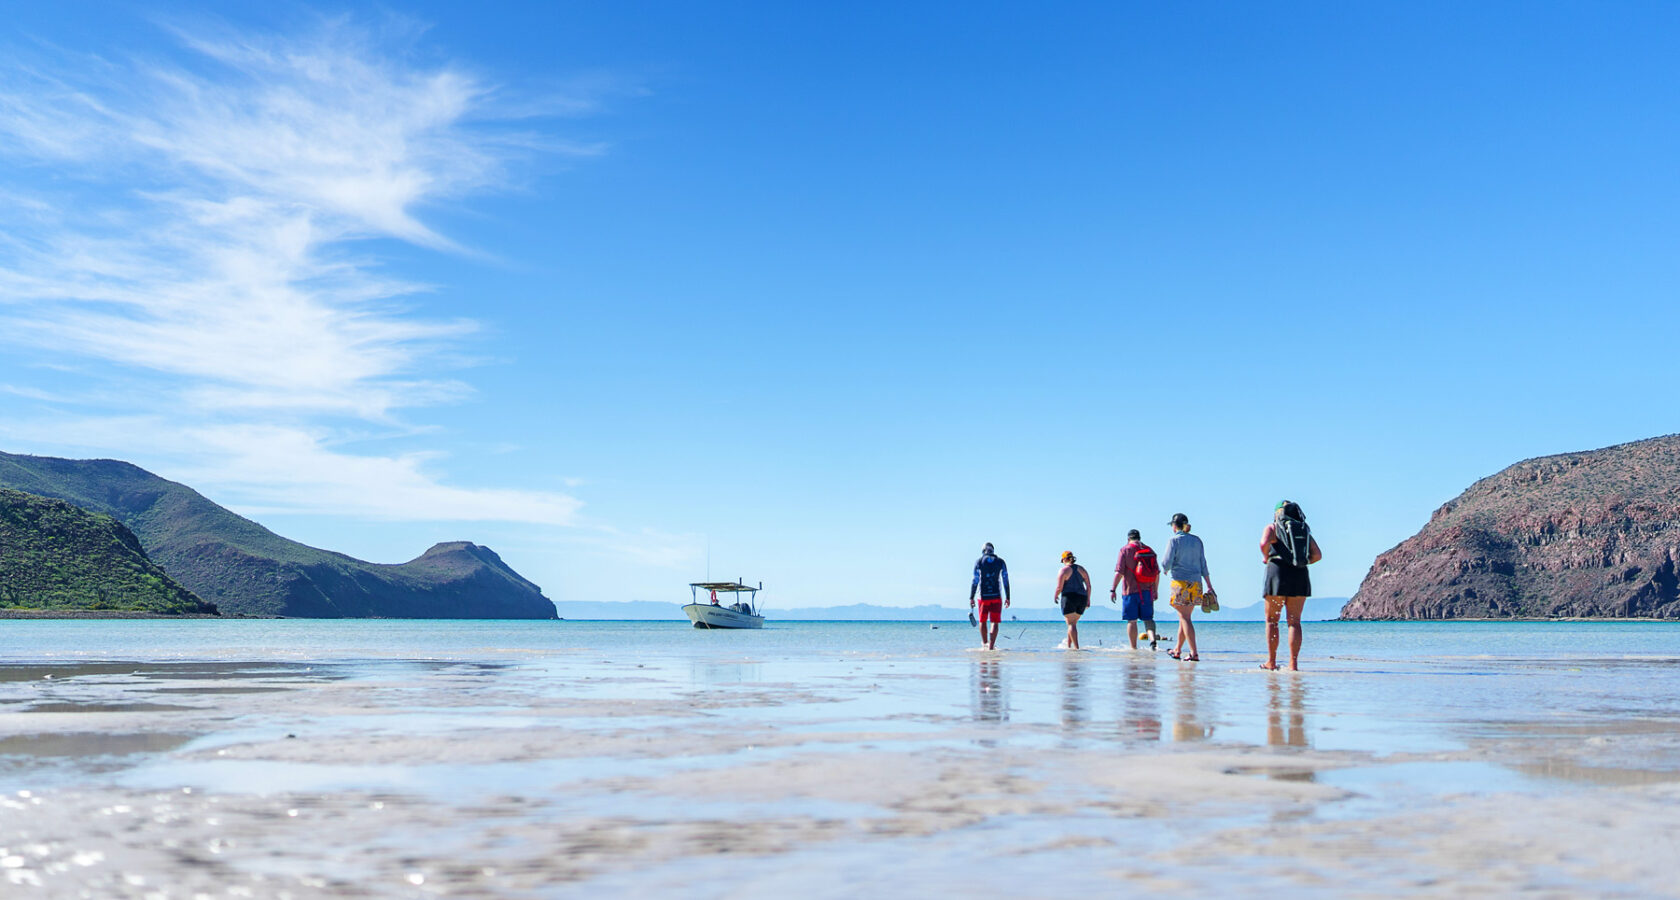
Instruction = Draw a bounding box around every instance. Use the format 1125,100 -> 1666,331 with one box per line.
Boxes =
0,451 -> 554,618
0,487 -> 211,615
554,597 -> 1348,622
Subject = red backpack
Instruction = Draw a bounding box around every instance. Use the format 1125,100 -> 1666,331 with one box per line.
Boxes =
1132,544 -> 1160,586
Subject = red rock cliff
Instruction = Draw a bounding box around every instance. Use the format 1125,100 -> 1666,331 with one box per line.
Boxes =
1341,435 -> 1680,619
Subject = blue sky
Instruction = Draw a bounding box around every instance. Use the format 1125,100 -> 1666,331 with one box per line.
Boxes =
1,2 -> 1677,610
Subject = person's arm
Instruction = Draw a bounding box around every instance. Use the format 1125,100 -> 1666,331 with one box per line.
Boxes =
1308,536 -> 1323,565
1111,547 -> 1129,597
970,562 -> 980,606
1159,538 -> 1177,578
1001,561 -> 1011,606
1199,539 -> 1214,592
1079,566 -> 1091,595
1054,566 -> 1068,601
1260,524 -> 1276,562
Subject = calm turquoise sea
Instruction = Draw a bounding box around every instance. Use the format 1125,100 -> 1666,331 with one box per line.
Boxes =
3,617 -> 1679,661
7,619 -> 1680,769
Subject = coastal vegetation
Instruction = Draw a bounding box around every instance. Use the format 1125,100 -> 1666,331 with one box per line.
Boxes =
0,488 -> 213,614
0,451 -> 554,619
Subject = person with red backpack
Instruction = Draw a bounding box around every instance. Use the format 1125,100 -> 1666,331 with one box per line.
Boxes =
1110,528 -> 1161,650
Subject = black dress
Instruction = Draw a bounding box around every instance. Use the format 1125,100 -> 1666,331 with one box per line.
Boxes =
1263,538 -> 1312,597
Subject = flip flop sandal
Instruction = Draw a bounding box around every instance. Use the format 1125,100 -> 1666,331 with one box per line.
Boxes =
1186,655 -> 1200,662
1167,649 -> 1182,660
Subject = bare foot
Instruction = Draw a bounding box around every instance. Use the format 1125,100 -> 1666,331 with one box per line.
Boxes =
1259,662 -> 1280,671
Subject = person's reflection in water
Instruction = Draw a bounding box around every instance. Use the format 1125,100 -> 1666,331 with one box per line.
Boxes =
971,657 -> 1009,725
1120,660 -> 1162,741
1060,656 -> 1088,734
1171,667 -> 1214,741
1266,676 -> 1310,747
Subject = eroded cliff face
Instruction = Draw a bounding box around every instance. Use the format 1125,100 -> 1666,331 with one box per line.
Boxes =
1342,436 -> 1680,619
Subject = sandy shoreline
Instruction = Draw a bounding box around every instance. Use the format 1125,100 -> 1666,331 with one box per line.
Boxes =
1,635 -> 1679,897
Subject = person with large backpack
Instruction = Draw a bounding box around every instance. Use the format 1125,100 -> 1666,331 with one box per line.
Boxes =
1260,500 -> 1323,671
1109,529 -> 1160,650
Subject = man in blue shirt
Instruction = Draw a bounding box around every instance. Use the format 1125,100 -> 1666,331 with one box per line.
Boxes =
970,543 -> 1011,649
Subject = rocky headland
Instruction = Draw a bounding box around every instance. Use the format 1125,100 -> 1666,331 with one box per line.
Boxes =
0,451 -> 555,619
1341,435 -> 1680,619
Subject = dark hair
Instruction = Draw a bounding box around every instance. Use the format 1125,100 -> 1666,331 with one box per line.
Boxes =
1279,502 -> 1305,522
1127,529 -> 1141,540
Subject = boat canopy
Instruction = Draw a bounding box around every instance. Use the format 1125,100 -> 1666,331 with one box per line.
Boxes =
688,582 -> 758,593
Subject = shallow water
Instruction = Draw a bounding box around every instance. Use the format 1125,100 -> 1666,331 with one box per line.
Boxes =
1,619 -> 1678,897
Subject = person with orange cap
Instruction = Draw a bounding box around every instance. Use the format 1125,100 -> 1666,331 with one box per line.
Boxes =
1053,551 -> 1092,650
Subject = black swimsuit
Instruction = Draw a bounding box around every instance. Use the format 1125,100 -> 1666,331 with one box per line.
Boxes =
1060,566 -> 1090,615
1264,539 -> 1312,597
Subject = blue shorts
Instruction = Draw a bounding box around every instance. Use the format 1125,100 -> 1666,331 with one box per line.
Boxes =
1121,589 -> 1155,622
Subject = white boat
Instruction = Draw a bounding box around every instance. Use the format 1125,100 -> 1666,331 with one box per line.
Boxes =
683,581 -> 765,629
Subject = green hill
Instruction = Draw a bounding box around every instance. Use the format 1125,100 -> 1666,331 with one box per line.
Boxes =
0,488 -> 212,614
0,451 -> 555,619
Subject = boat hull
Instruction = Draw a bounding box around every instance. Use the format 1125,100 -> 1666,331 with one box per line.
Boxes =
683,603 -> 764,629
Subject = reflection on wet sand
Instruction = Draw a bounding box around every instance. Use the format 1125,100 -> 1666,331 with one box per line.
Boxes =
691,660 -> 764,686
1121,661 -> 1161,741
971,658 -> 1008,723
1060,656 -> 1088,733
1267,677 -> 1309,748
1510,759 -> 1680,787
1171,667 -> 1213,742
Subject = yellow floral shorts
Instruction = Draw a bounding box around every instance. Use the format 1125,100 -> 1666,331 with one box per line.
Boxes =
1168,580 -> 1202,610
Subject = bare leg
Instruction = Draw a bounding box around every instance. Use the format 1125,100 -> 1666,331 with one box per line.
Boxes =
1145,619 -> 1158,649
1064,613 -> 1080,650
1288,619 -> 1302,670
1126,620 -> 1139,649
1263,598 -> 1282,669
978,616 -> 989,648
986,621 -> 999,650
1172,604 -> 1197,658
1282,597 -> 1306,669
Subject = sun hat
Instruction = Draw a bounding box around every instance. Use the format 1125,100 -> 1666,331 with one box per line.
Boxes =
1060,551 -> 1075,563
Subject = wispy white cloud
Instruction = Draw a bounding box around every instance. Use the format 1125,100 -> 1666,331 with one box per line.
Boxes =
0,15 -> 607,526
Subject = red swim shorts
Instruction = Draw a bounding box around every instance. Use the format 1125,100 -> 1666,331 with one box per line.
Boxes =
978,598 -> 1003,624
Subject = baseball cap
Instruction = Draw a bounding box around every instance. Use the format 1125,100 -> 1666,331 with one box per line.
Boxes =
1168,513 -> 1189,528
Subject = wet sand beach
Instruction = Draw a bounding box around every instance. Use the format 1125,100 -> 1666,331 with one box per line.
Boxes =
2,619 -> 1680,897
